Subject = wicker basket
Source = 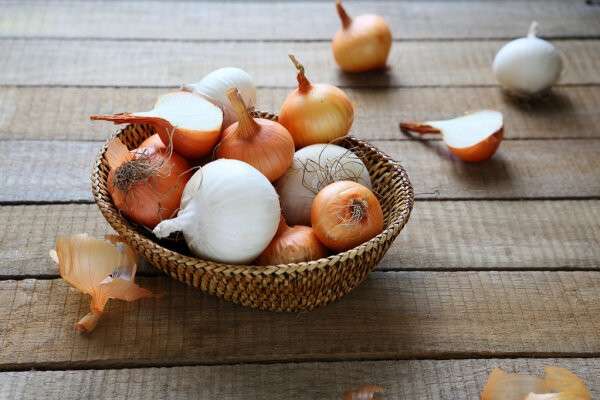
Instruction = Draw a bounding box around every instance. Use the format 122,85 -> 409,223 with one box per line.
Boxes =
91,112 -> 414,312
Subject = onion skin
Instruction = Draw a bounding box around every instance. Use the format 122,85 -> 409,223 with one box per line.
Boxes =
311,181 -> 384,252
279,55 -> 354,149
332,0 -> 392,73
256,218 -> 329,265
106,139 -> 192,229
216,88 -> 294,182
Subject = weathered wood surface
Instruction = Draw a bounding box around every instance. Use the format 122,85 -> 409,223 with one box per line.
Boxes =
1,358 -> 599,400
2,139 -> 599,203
2,86 -> 600,141
1,39 -> 598,87
2,272 -> 600,369
1,1 -> 599,40
2,201 -> 600,277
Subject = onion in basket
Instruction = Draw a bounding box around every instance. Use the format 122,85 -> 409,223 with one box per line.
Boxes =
311,180 -> 384,252
153,159 -> 280,264
276,143 -> 371,226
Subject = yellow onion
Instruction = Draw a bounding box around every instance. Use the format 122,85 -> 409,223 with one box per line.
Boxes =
216,88 -> 294,182
256,216 -> 329,265
311,180 -> 383,252
332,0 -> 392,73
279,54 -> 354,149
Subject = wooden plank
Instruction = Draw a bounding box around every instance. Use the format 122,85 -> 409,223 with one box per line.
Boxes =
2,201 -> 600,277
3,86 -> 600,141
1,139 -> 599,203
1,359 -> 599,400
1,1 -> 599,40
0,39 -> 599,87
2,271 -> 600,369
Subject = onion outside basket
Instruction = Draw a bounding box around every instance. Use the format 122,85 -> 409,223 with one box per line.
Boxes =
91,111 -> 414,311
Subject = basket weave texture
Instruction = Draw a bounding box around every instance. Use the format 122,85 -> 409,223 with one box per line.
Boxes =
91,112 -> 414,311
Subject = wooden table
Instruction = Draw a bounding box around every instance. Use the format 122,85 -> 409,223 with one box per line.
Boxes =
1,1 -> 600,398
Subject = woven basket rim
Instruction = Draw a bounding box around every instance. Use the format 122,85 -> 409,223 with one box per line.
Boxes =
91,114 -> 414,277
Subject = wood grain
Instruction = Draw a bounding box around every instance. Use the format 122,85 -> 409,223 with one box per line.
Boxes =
2,139 -> 599,203
1,39 -> 598,87
2,272 -> 600,369
2,201 -> 600,277
2,1 -> 599,41
1,359 -> 599,400
2,86 -> 600,141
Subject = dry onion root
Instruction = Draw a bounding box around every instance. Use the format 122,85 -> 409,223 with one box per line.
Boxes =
481,367 -> 591,400
106,138 -> 192,229
50,234 -> 155,333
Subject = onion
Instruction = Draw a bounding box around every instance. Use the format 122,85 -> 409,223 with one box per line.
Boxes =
182,67 -> 257,128
279,54 -> 354,149
276,144 -> 371,226
105,138 -> 192,229
153,159 -> 280,264
138,133 -> 166,151
256,216 -> 329,265
332,0 -> 392,73
91,91 -> 223,160
311,181 -> 383,252
216,88 -> 294,182
400,110 -> 504,163
493,22 -> 563,96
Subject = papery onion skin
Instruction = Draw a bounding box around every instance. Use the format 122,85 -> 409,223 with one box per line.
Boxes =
138,133 -> 166,151
279,55 -> 354,149
106,138 -> 192,229
216,88 -> 294,182
256,217 -> 329,265
276,144 -> 372,226
311,180 -> 383,252
332,0 -> 392,73
153,159 -> 281,264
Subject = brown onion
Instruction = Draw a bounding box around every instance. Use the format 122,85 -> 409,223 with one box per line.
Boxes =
216,88 -> 294,182
311,180 -> 383,252
256,217 -> 328,265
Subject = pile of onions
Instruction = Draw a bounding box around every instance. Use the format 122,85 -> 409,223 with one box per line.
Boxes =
105,138 -> 192,229
216,88 -> 295,182
182,67 -> 257,128
311,181 -> 383,252
279,55 -> 354,149
276,144 -> 372,226
91,91 -> 223,160
332,0 -> 392,73
256,216 -> 328,265
153,159 -> 280,264
493,22 -> 563,96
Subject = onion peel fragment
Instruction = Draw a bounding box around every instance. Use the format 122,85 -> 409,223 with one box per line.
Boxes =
481,367 -> 590,400
50,234 -> 155,333
343,384 -> 384,400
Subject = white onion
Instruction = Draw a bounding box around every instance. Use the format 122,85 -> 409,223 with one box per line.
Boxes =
493,22 -> 563,96
276,144 -> 371,226
182,67 -> 256,128
153,159 -> 280,264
